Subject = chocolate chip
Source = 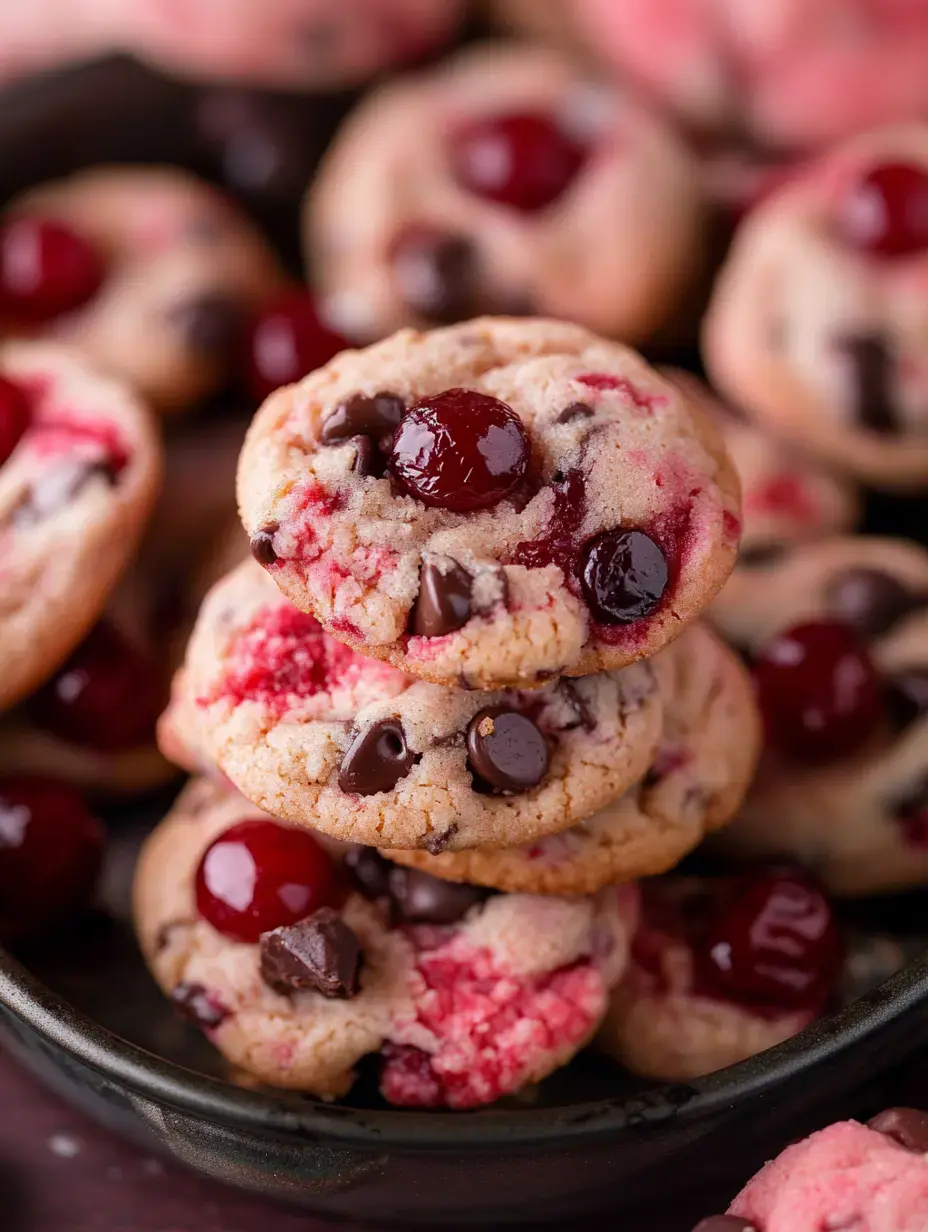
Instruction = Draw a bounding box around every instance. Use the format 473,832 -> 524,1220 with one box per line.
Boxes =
424,824 -> 458,855
691,1219 -> 755,1232
320,391 -> 406,446
411,560 -> 473,638
580,529 -> 669,625
886,668 -> 928,730
466,707 -> 550,794
338,719 -> 416,795
835,333 -> 898,434
170,293 -> 244,358
13,458 -> 119,527
737,543 -> 787,569
556,401 -> 594,425
249,523 -> 278,566
171,982 -> 229,1029
260,907 -> 361,999
352,434 -> 388,478
390,227 -> 479,324
344,846 -> 392,900
387,865 -> 487,924
868,1107 -> 928,1151
826,567 -> 926,639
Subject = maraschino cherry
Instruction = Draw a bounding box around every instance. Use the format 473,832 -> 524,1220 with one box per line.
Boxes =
0,218 -> 104,321
195,820 -> 345,943
449,112 -> 586,213
753,620 -> 883,762
244,289 -> 347,402
839,162 -> 928,258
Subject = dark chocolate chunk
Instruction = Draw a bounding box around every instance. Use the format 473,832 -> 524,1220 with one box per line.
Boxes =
344,846 -> 392,900
249,523 -> 279,566
13,458 -> 118,527
466,707 -> 550,794
388,865 -> 487,924
835,333 -> 898,434
424,824 -> 458,855
338,719 -> 416,795
886,668 -> 928,731
352,434 -> 388,478
691,1219 -> 756,1232
321,391 -> 405,445
260,907 -> 361,999
390,227 -> 480,324
171,981 -> 230,1029
170,293 -> 244,358
826,567 -> 925,639
411,560 -> 473,638
580,529 -> 668,625
868,1106 -> 928,1152
556,401 -> 594,425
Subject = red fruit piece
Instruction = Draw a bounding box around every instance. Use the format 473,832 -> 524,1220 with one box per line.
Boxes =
448,112 -> 586,213
0,375 -> 31,466
0,777 -> 104,942
0,218 -> 105,321
390,388 -> 529,512
839,162 -> 928,258
244,289 -> 347,402
694,869 -> 842,1015
29,619 -> 165,754
753,620 -> 883,762
195,819 -> 345,943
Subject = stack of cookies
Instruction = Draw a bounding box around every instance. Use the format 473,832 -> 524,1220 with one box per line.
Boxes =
136,315 -> 812,1107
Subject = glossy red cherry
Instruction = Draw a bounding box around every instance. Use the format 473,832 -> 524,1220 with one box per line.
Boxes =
448,112 -> 586,213
694,869 -> 842,1014
390,388 -> 529,511
753,620 -> 883,762
839,162 -> 928,258
244,289 -> 347,402
0,777 -> 104,942
0,375 -> 31,465
195,820 -> 345,943
30,620 -> 165,753
0,218 -> 104,321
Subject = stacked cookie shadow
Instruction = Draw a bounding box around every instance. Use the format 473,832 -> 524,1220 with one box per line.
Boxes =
130,314 -> 839,1109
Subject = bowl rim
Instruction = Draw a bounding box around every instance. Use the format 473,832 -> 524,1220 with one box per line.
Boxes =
2,943 -> 927,1150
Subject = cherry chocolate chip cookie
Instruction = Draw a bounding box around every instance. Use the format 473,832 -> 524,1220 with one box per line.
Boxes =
238,317 -> 741,690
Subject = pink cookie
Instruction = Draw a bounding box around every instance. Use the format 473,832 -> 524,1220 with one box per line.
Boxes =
704,124 -> 928,490
306,44 -> 707,345
134,777 -> 637,1107
725,1113 -> 928,1232
576,0 -> 928,152
600,870 -> 842,1081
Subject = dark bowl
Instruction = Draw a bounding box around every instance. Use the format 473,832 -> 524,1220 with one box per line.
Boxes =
1,813 -> 927,1226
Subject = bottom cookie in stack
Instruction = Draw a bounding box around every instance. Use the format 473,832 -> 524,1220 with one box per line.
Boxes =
134,777 -> 638,1108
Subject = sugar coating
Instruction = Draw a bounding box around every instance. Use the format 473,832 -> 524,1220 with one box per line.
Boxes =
169,559 -> 664,850
705,124 -> 928,490
238,316 -> 741,689
134,778 -> 636,1105
7,168 -> 284,415
730,1120 -> 928,1232
0,341 -> 162,713
306,43 -> 706,344
385,622 -> 761,893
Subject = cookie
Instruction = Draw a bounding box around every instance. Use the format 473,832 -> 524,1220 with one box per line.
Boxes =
134,777 -> 638,1106
0,341 -> 161,713
704,124 -> 928,490
3,168 -> 284,415
599,870 -> 842,1081
385,623 -> 760,894
238,316 -> 741,689
168,559 -> 664,851
712,536 -> 928,894
575,0 -> 928,151
305,44 -> 706,345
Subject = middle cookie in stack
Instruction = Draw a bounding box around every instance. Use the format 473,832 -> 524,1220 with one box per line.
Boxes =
147,316 -> 758,1106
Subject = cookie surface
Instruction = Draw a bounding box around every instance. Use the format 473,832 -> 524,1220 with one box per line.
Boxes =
306,44 -> 705,345
386,623 -> 760,893
134,777 -> 637,1106
0,341 -> 161,713
238,317 -> 741,689
169,559 -> 664,850
6,168 -> 284,414
704,124 -> 928,489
